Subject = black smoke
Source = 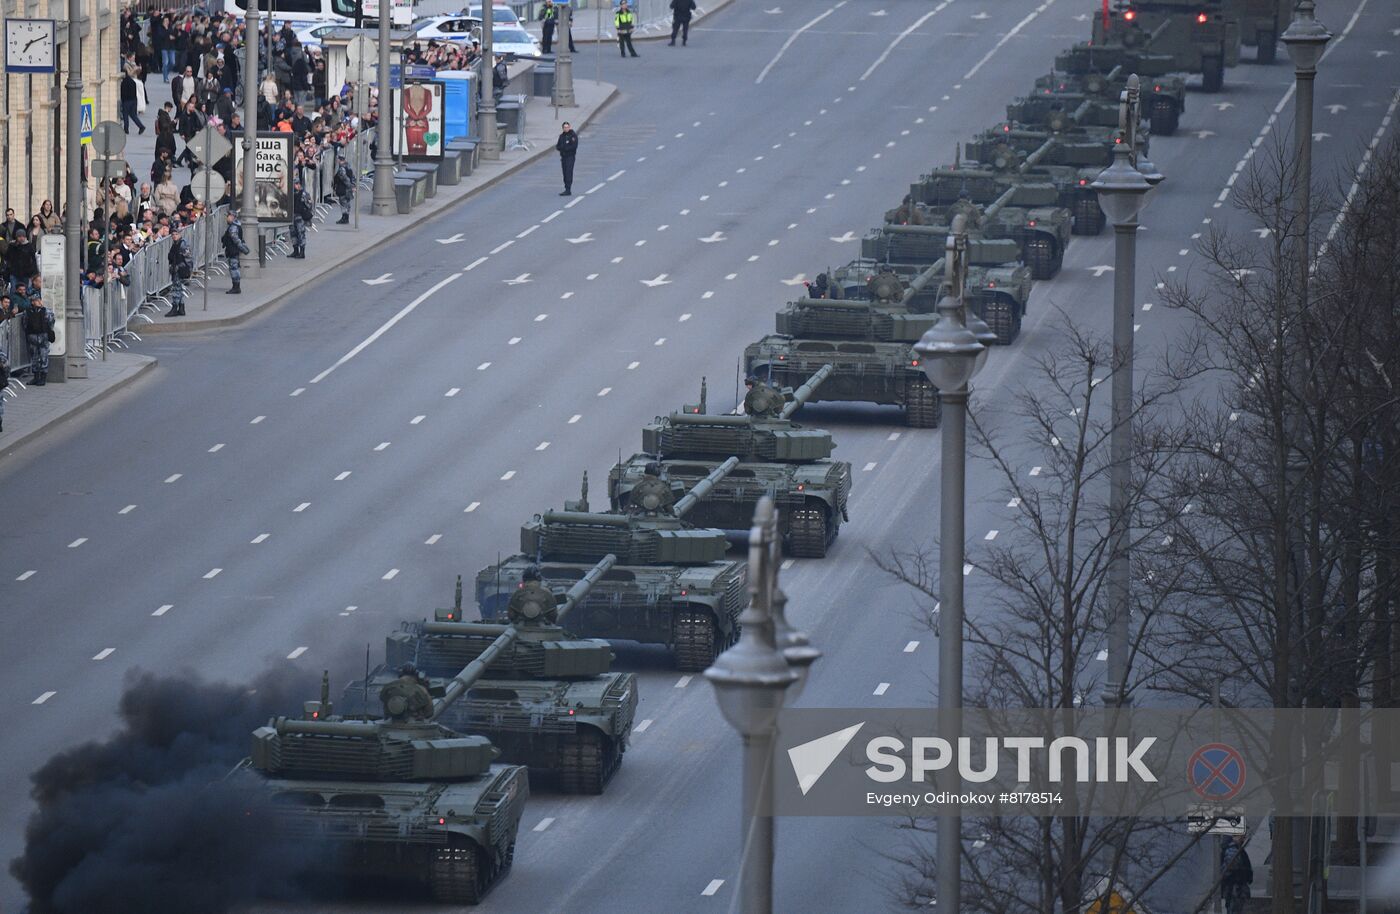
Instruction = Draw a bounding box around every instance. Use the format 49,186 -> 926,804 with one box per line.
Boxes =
11,665 -> 335,914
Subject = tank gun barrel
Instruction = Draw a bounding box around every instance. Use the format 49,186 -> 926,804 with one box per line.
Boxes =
1106,64 -> 1123,82
1018,137 -> 1058,173
422,620 -> 512,636
778,364 -> 834,419
432,628 -> 520,717
541,509 -> 632,527
555,553 -> 617,623
673,456 -> 740,518
1147,17 -> 1171,43
900,257 -> 948,304
275,717 -> 380,737
981,185 -> 1019,221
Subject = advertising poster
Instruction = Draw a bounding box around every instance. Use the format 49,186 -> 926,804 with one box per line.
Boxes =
232,133 -> 293,224
392,82 -> 446,160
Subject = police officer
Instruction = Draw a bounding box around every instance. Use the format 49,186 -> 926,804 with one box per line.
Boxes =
23,293 -> 55,386
669,0 -> 696,46
539,0 -> 559,54
556,121 -> 578,196
332,154 -> 355,224
291,179 -> 313,259
166,226 -> 191,317
615,1 -> 639,57
220,211 -> 250,295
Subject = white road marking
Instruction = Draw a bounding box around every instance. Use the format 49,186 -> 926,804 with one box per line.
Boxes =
491,240 -> 515,254
768,239 -> 780,246
251,533 -> 270,544
287,646 -> 308,660
1096,649 -> 1109,661
517,225 -> 539,239
701,292 -> 714,300
874,682 -> 890,696
635,239 -> 647,247
290,387 -> 305,396
840,179 -> 851,185
654,338 -> 667,346
611,256 -> 625,264
680,313 -> 693,322
208,443 -> 224,453
747,255 -> 760,262
985,530 -> 999,540
569,414 -> 582,424
598,387 -> 612,397
756,3 -> 841,84
963,563 -> 974,576
478,362 -> 492,371
250,415 -> 265,424
862,461 -> 878,471
788,222 -> 797,229
68,538 -> 87,548
1029,466 -> 1042,476
310,272 -> 463,384
503,273 -> 533,285
702,879 -> 725,897
410,416 -> 425,425
465,501 -> 481,512
657,225 -> 669,232
627,361 -> 641,370
541,209 -> 564,223
92,648 -> 115,661
700,195 -> 710,201
465,256 -> 488,271
904,641 -> 919,653
536,441 -> 551,450
566,197 -> 584,208
634,718 -> 654,733
676,675 -> 693,688
383,568 -> 400,580
500,470 -> 517,481
32,691 -> 56,705
165,473 -> 182,483
1142,302 -> 1153,311
534,818 -> 556,832
680,209 -> 690,215
294,502 -> 311,512
509,337 -> 522,345
425,534 -> 442,545
726,273 -> 738,280
153,604 -> 173,616
736,168 -> 746,174
535,313 -> 548,321
446,387 -> 461,397
587,273 -> 600,280
375,442 -> 390,451
887,432 -> 901,441
561,291 -> 574,299
204,568 -> 222,579
718,180 -> 729,187
586,182 -> 606,194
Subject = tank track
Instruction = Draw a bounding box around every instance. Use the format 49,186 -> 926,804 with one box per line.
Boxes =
1149,97 -> 1179,136
788,507 -> 829,558
1072,197 -> 1105,236
674,609 -> 718,672
905,380 -> 940,429
1024,235 -> 1061,280
557,728 -> 620,794
430,839 -> 513,905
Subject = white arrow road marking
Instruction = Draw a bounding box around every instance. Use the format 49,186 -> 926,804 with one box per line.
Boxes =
781,273 -> 808,286
1088,265 -> 1115,277
1074,12 -> 1088,18
1325,104 -> 1348,114
764,6 -> 780,11
870,8 -> 887,14
641,274 -> 673,287
1195,130 -> 1216,139
971,10 -> 989,18
503,273 -> 533,285
698,231 -> 727,243
829,231 -> 858,243
1313,132 -> 1331,141
566,232 -> 594,244
1214,101 -> 1234,111
436,233 -> 465,244
362,272 -> 393,285
1253,227 -> 1273,238
1374,50 -> 1391,58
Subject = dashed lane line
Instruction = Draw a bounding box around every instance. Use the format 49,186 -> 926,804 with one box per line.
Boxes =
375,442 -> 390,451
287,646 -> 308,660
251,533 -> 270,544
250,415 -> 265,424
446,387 -> 460,397
874,682 -> 891,696
204,568 -> 222,579
208,443 -> 224,453
635,718 -> 654,732
335,471 -> 352,480
702,879 -> 725,897
465,501 -> 481,513
165,473 -> 182,483
382,568 -> 400,580
68,538 -> 86,548
32,691 -> 56,705
16,571 -> 35,581
294,502 -> 311,512
425,534 -> 442,545
501,470 -> 517,481
92,648 -> 115,661
904,641 -> 919,653
534,818 -> 557,832
152,604 -> 172,616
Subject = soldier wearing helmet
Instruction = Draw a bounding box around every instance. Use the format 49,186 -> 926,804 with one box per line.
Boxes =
380,663 -> 433,721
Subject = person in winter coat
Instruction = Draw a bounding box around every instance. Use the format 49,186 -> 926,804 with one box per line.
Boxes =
291,179 -> 313,258
22,294 -> 54,385
615,1 -> 639,57
332,155 -> 355,224
220,212 -> 250,294
1220,835 -> 1253,914
120,72 -> 146,134
154,172 -> 181,216
669,0 -> 697,45
166,226 -> 191,317
35,200 -> 60,234
5,230 -> 38,288
555,122 -> 578,195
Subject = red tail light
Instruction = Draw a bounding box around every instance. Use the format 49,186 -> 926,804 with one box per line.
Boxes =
911,359 -> 920,367
1196,11 -> 1208,23
1124,9 -> 1135,20
1079,178 -> 1088,185
1028,219 -> 1037,226
438,818 -> 446,825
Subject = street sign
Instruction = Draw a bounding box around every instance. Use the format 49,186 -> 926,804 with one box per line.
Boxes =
79,97 -> 94,145
89,158 -> 129,181
188,125 -> 233,167
379,63 -> 435,90
1187,807 -> 1246,835
90,120 -> 125,157
345,35 -> 377,75
190,169 -> 227,203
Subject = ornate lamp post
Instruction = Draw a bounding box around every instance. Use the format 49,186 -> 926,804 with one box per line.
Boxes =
1282,0 -> 1329,312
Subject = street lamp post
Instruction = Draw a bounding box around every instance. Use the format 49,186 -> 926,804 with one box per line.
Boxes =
553,2 -> 576,108
1090,74 -> 1158,710
478,3 -> 500,161
241,1 -> 260,271
1282,0 -> 1330,313
706,497 -> 799,914
913,214 -> 987,913
63,0 -> 87,380
370,0 -> 395,214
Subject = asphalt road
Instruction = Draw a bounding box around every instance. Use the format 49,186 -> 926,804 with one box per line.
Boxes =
0,0 -> 1396,911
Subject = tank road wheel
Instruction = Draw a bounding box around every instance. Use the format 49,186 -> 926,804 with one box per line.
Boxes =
1024,235 -> 1061,280
904,380 -> 940,429
788,506 -> 830,559
1072,196 -> 1105,236
1149,97 -> 1179,137
1202,55 -> 1225,93
674,609 -> 719,672
1256,31 -> 1277,64
558,729 -> 618,795
430,841 -> 486,905
980,293 -> 1023,346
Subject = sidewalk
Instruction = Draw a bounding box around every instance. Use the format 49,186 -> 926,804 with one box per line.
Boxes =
522,0 -> 734,44
0,78 -> 615,456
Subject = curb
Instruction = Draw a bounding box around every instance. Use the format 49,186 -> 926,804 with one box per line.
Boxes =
535,0 -> 735,46
0,355 -> 159,459
143,82 -> 619,335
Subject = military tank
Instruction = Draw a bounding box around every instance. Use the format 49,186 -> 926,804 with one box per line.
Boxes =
351,556 -> 636,794
233,630 -> 530,904
609,366 -> 852,558
1058,0 -> 1240,93
1032,67 -> 1187,137
477,458 -> 749,672
1237,0 -> 1288,63
825,257 -> 1032,345
881,181 -> 1071,279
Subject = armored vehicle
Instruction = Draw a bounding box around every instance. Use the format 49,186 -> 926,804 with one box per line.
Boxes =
234,633 -> 530,903
1058,0 -> 1240,92
478,459 -> 748,672
825,258 -> 1032,345
354,557 -> 636,794
609,367 -> 853,558
1236,0 -> 1288,62
882,182 -> 1071,279
1032,68 -> 1187,136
